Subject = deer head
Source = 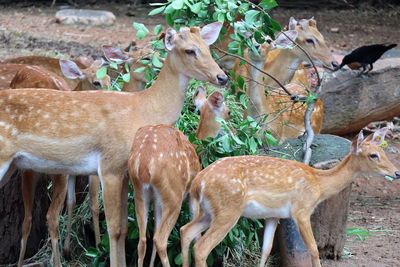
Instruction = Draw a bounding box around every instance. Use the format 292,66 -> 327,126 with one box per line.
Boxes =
194,86 -> 230,140
288,17 -> 338,69
60,59 -> 111,90
165,22 -> 228,86
351,127 -> 400,179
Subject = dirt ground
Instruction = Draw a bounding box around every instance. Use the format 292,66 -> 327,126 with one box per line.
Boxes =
0,2 -> 399,267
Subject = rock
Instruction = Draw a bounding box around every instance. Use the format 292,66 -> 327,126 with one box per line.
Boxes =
330,27 -> 339,33
55,9 -> 116,26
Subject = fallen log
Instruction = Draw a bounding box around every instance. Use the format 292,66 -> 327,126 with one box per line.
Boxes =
320,57 -> 400,135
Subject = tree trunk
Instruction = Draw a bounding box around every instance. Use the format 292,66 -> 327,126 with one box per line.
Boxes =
311,185 -> 352,259
320,58 -> 400,135
0,171 -> 49,264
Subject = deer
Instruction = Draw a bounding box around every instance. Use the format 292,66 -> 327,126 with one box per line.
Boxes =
193,86 -> 230,140
7,61 -> 106,266
0,22 -> 227,267
2,55 -> 91,90
180,127 -> 400,267
232,17 -> 332,142
102,44 -> 153,92
128,124 -> 201,267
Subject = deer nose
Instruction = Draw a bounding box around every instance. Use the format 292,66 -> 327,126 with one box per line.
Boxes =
395,171 -> 400,179
93,81 -> 102,87
217,74 -> 228,85
331,61 -> 339,69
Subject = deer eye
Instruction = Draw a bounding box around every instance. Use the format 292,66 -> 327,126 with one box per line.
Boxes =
185,49 -> 197,57
305,38 -> 315,45
369,153 -> 380,160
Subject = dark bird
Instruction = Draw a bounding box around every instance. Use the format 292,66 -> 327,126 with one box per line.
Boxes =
335,43 -> 397,74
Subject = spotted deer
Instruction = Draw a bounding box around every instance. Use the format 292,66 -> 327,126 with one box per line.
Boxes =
102,44 -> 153,92
2,55 -> 90,90
0,22 -> 226,267
181,128 -> 400,267
7,62 -> 103,266
234,18 -> 330,142
128,125 -> 201,267
193,86 -> 230,140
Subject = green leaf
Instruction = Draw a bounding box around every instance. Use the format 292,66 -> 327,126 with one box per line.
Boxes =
249,137 -> 257,153
134,66 -> 146,73
124,62 -> 130,73
254,31 -> 265,44
122,73 -> 131,83
265,132 -> 279,146
96,66 -> 107,79
85,247 -> 99,258
259,0 -> 278,11
244,10 -> 259,24
133,22 -> 149,40
171,0 -> 184,10
165,13 -> 175,26
109,62 -> 118,70
152,55 -> 163,68
190,2 -> 202,13
174,253 -> 183,265
148,6 -> 165,16
154,24 -> 163,36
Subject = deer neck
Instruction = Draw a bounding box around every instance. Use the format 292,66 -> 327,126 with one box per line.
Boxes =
315,155 -> 359,201
265,49 -> 302,86
137,54 -> 189,125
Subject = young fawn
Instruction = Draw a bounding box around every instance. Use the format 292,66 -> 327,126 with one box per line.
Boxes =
181,128 -> 400,267
0,22 -> 226,267
193,86 -> 230,140
128,125 -> 201,267
126,87 -> 229,267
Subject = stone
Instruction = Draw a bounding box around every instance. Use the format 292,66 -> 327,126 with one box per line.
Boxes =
55,9 -> 116,26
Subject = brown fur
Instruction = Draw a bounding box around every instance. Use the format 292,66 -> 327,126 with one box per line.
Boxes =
128,125 -> 200,267
181,131 -> 399,267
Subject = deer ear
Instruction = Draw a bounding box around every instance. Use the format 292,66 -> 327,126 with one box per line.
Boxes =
75,56 -> 94,68
102,45 -> 130,62
208,91 -> 224,110
351,130 -> 364,155
309,17 -> 317,27
371,127 -> 388,146
289,17 -> 298,30
165,28 -> 177,51
274,30 -> 298,49
60,60 -> 85,80
193,86 -> 207,110
200,22 -> 223,45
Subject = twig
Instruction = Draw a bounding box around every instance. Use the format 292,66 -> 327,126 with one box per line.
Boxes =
213,45 -> 293,96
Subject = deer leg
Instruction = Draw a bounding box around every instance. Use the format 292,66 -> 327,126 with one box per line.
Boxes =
117,174 -> 129,266
99,171 -> 124,267
0,158 -> 13,187
47,175 -> 68,267
17,170 -> 40,267
294,214 -> 321,267
149,190 -> 162,267
89,175 -> 101,248
180,208 -> 211,267
63,175 -> 76,258
153,192 -> 184,267
134,183 -> 151,267
259,218 -> 278,267
193,212 -> 242,267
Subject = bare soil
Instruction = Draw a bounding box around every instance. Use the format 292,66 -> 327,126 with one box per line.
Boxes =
0,3 -> 399,267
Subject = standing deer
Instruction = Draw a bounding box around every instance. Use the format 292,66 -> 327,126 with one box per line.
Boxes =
181,128 -> 400,267
233,18 -> 331,142
7,61 -> 106,266
127,87 -> 229,267
0,22 -> 226,267
102,44 -> 153,92
193,86 -> 230,140
128,125 -> 201,267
